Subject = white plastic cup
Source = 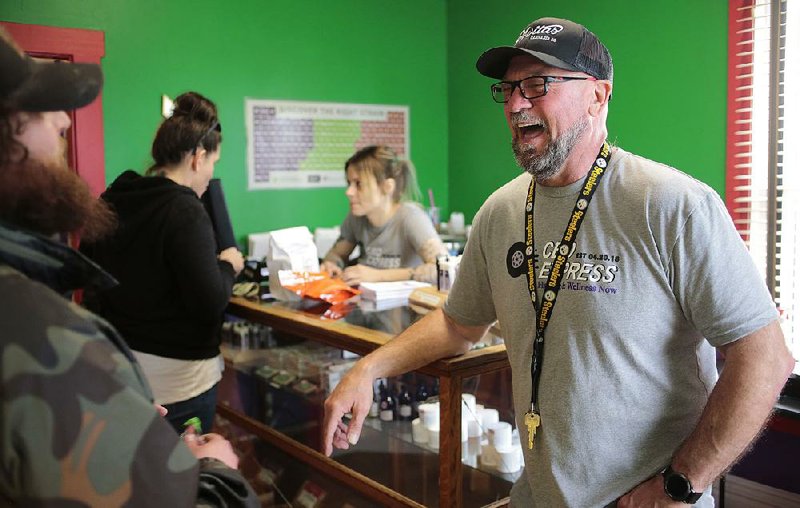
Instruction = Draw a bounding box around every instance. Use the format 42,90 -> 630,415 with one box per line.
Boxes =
461,393 -> 477,415
480,441 -> 497,467
411,418 -> 428,445
418,402 -> 439,428
467,418 -> 482,438
463,435 -> 480,467
488,421 -> 512,449
428,427 -> 440,450
467,436 -> 481,457
480,408 -> 500,433
449,212 -> 465,234
462,440 -> 478,466
496,445 -> 521,473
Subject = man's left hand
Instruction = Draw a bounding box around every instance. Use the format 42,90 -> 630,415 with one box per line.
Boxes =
617,475 -> 684,507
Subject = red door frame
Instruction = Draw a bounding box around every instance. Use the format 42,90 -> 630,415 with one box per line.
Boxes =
1,21 -> 106,197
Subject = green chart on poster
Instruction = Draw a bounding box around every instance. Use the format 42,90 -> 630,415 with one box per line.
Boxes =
246,99 -> 410,190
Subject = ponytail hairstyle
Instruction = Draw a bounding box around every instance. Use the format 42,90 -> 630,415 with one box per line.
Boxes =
345,145 -> 421,204
147,91 -> 222,176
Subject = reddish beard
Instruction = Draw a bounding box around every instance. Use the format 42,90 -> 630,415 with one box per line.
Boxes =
0,157 -> 116,241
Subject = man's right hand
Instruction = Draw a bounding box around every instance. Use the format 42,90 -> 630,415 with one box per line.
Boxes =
322,363 -> 374,456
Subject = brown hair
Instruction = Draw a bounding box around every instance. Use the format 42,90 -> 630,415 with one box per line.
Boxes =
147,91 -> 221,175
0,105 -> 28,166
0,31 -> 30,166
345,145 -> 420,203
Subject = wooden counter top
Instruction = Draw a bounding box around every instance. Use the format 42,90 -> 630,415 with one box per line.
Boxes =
228,296 -> 510,378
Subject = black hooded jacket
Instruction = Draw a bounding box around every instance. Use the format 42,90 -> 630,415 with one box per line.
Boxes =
81,170 -> 235,360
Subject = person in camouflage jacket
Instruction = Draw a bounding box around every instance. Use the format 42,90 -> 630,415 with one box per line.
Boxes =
0,28 -> 257,507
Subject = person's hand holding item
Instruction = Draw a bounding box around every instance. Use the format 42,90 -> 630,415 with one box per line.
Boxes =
321,260 -> 343,279
155,404 -> 168,417
218,247 -> 245,275
182,427 -> 240,469
341,264 -> 381,286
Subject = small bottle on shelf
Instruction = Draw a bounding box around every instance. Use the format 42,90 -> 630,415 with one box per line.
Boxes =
378,380 -> 395,422
369,380 -> 380,418
413,380 -> 429,419
430,378 -> 440,398
397,383 -> 413,421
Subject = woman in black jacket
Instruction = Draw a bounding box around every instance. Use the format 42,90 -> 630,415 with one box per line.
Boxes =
82,91 -> 244,434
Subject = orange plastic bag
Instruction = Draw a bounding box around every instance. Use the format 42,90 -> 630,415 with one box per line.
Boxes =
279,270 -> 361,304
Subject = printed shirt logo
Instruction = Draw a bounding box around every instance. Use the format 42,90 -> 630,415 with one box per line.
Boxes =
364,246 -> 401,269
511,249 -> 525,269
507,239 -> 622,294
506,241 -> 528,278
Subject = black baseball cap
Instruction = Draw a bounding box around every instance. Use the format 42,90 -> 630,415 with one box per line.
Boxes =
0,30 -> 103,112
476,17 -> 613,81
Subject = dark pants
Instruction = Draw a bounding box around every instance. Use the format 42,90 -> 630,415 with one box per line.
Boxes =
162,383 -> 219,435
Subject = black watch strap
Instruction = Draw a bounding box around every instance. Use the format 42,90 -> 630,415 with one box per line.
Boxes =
662,465 -> 702,504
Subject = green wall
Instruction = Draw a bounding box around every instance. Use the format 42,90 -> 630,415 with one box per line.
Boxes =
2,1 -> 730,239
446,1 -> 729,221
0,0 -> 449,247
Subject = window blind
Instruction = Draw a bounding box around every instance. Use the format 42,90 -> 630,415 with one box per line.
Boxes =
727,0 -> 799,373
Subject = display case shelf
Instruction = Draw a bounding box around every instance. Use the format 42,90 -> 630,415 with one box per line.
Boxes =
222,296 -> 514,507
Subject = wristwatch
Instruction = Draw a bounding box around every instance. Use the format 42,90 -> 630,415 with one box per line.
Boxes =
662,465 -> 702,504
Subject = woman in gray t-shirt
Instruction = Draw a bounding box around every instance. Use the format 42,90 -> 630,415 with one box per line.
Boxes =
321,145 -> 447,286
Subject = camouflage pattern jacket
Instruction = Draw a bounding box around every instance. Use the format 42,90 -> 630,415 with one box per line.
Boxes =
0,223 -> 257,507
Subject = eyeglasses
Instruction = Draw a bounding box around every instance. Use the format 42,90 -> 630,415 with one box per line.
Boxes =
192,120 -> 222,154
490,75 -> 596,103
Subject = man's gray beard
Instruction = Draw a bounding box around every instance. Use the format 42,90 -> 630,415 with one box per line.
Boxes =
512,119 -> 588,182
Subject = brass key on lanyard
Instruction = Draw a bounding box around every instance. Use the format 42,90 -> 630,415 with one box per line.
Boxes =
524,411 -> 540,449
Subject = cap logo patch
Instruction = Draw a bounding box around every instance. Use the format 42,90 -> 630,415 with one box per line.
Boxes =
517,24 -> 564,45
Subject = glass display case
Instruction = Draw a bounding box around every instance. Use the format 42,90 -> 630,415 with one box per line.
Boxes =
215,413 -> 380,507
221,296 -> 515,507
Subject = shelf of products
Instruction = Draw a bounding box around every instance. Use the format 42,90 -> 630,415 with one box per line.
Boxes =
221,296 -> 515,507
215,413 -> 382,507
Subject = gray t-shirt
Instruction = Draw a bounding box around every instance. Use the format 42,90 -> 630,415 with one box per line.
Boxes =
444,147 -> 777,507
340,202 -> 437,269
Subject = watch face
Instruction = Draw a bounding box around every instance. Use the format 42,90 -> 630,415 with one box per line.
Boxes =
665,472 -> 691,500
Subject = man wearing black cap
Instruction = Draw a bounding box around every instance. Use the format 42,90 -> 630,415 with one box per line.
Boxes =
0,29 -> 256,506
323,17 -> 794,506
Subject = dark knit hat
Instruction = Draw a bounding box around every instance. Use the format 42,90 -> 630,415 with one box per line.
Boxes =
476,17 -> 613,81
0,31 -> 102,112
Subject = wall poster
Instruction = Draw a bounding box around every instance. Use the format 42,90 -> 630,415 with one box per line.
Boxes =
246,99 -> 410,189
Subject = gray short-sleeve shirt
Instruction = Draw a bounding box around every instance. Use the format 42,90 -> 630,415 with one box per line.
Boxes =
340,202 -> 438,269
444,147 -> 777,507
